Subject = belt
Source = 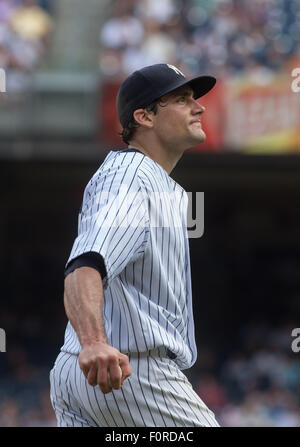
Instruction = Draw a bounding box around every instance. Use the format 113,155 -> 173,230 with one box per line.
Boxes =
166,349 -> 177,360
126,347 -> 177,360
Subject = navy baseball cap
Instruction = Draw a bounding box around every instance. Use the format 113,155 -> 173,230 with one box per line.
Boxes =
116,63 -> 216,128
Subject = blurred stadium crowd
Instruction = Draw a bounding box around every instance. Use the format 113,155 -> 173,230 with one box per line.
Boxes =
193,320 -> 300,427
0,0 -> 53,94
99,0 -> 300,78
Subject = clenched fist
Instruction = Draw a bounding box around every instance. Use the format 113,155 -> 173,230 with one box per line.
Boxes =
78,342 -> 131,394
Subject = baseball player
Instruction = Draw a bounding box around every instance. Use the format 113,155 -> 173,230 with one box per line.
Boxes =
50,63 -> 219,427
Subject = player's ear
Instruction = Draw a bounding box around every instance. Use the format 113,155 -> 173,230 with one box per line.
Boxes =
133,109 -> 154,129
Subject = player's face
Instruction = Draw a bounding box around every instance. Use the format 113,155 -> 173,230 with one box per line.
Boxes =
152,86 -> 206,151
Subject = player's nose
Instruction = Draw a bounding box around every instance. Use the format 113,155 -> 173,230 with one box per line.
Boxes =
191,100 -> 205,114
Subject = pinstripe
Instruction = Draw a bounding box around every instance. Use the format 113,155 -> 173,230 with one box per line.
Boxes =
75,357 -> 100,426
88,166 -> 121,250
80,156 -> 118,253
108,213 -> 147,273
168,207 -> 188,360
118,387 -> 137,427
145,355 -> 166,426
117,284 -> 130,352
57,353 -> 73,388
173,371 -> 219,427
83,379 -> 102,426
64,358 -> 75,427
67,380 -> 83,426
138,212 -> 156,348
78,408 -> 85,426
158,383 -> 178,427
50,368 -> 61,423
156,361 -> 192,428
127,379 -> 147,426
107,388 -> 131,426
91,386 -> 109,426
160,200 -> 177,354
91,155 -> 145,254
102,393 -> 120,426
143,170 -> 183,354
147,197 -> 154,324
165,200 -> 171,326
51,354 -> 93,427
136,352 -> 166,426
82,169 -> 112,251
146,372 -> 172,427
127,362 -> 149,426
156,356 -> 214,427
123,270 -> 149,352
119,277 -> 143,352
71,359 -> 86,425
151,355 -> 190,427
102,186 -> 144,256
165,360 -> 218,427
147,233 -> 167,348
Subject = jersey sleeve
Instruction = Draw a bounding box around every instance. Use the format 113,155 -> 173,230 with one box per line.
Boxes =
66,164 -> 150,289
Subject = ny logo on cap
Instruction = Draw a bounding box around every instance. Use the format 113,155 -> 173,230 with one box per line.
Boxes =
167,64 -> 185,77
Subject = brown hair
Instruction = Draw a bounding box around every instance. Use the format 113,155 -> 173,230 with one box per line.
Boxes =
119,99 -> 162,145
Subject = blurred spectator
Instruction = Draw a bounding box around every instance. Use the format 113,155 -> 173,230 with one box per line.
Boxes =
193,330 -> 300,427
0,343 -> 56,426
219,388 -> 300,427
0,399 -> 20,427
136,0 -> 178,25
9,0 -> 53,43
0,0 -> 18,24
0,0 -> 53,96
100,2 -> 144,50
195,374 -> 228,413
99,0 -> 300,78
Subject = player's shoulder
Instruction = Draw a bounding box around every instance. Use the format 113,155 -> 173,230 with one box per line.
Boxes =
89,148 -> 184,193
101,149 -> 146,173
84,149 -> 147,196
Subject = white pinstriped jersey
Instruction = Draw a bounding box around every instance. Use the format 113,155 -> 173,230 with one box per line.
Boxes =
61,149 -> 197,370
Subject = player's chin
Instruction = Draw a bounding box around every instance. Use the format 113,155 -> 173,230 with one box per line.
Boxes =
191,129 -> 206,144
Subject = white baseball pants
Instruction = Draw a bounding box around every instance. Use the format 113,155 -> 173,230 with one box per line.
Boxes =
49,349 -> 220,427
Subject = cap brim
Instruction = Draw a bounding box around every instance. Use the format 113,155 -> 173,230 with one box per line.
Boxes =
187,75 -> 217,99
152,75 -> 216,103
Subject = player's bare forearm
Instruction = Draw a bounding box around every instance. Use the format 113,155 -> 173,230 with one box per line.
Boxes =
64,267 -> 107,346
64,267 -> 131,393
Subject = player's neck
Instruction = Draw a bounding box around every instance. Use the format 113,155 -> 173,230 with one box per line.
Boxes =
128,140 -> 183,175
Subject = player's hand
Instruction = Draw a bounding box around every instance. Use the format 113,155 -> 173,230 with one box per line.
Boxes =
78,342 -> 131,394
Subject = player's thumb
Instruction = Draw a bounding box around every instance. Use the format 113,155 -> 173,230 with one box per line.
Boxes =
119,355 -> 132,383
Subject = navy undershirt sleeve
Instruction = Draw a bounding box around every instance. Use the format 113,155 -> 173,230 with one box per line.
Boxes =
64,252 -> 107,280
